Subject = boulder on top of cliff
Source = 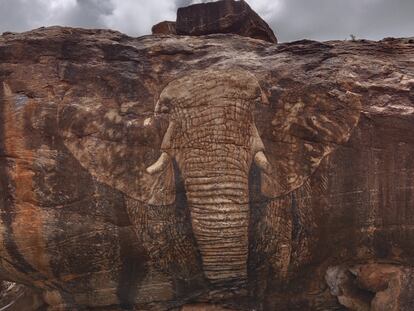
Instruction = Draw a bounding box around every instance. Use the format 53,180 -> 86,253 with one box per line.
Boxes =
152,21 -> 177,35
176,0 -> 277,43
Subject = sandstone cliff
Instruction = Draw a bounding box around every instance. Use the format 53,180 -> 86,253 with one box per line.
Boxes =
0,24 -> 413,311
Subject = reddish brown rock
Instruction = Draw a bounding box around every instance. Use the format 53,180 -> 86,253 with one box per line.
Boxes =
0,26 -> 413,311
326,266 -> 372,311
327,264 -> 414,311
354,264 -> 414,311
0,282 -> 44,310
176,0 -> 277,43
181,304 -> 235,311
152,21 -> 176,35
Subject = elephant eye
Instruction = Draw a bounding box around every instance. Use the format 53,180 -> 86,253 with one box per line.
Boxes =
156,97 -> 172,114
160,106 -> 170,113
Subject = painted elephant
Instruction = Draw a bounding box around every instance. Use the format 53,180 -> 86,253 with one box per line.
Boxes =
60,67 -> 361,294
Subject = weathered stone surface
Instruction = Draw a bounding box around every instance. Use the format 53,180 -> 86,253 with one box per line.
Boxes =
326,266 -> 372,311
0,25 -> 413,311
0,281 -> 44,310
176,0 -> 277,43
181,304 -> 235,311
327,264 -> 414,311
152,21 -> 176,35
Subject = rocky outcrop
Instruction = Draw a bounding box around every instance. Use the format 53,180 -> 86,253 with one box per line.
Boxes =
327,264 -> 414,311
152,21 -> 177,35
176,0 -> 277,43
0,25 -> 413,311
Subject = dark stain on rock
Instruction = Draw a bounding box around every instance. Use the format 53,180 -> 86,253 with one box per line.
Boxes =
0,84 -> 38,276
291,192 -> 301,241
170,159 -> 206,299
117,227 -> 148,310
247,163 -> 271,306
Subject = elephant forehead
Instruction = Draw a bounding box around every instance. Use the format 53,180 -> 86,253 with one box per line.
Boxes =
159,69 -> 262,106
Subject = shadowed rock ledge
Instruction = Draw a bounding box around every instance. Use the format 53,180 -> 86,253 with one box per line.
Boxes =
0,25 -> 413,311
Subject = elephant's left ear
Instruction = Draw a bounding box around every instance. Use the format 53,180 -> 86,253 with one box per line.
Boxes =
256,86 -> 362,198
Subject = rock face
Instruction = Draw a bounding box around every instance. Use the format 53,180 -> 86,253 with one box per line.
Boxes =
176,0 -> 278,43
152,21 -> 177,35
0,281 -> 44,310
326,264 -> 414,311
0,26 -> 413,311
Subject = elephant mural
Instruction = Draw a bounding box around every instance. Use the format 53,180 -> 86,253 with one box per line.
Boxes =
60,67 -> 361,293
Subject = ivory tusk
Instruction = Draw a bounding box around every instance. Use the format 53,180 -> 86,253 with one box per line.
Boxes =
146,152 -> 170,175
160,121 -> 175,150
143,117 -> 153,126
254,151 -> 272,174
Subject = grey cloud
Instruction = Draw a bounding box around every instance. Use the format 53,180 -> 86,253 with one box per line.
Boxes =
0,0 -> 413,42
175,0 -> 193,8
267,0 -> 414,42
0,0 -> 48,33
0,0 -> 114,33
59,0 -> 114,29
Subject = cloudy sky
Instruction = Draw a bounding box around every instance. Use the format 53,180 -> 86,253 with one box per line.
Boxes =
0,0 -> 413,42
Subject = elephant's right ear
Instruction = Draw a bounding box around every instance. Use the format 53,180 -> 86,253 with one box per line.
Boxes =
59,94 -> 174,205
142,153 -> 176,206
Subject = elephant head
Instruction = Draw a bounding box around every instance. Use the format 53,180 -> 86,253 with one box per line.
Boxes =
145,69 -> 274,287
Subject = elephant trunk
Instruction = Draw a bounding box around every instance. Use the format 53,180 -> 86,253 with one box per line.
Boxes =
180,145 -> 250,286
